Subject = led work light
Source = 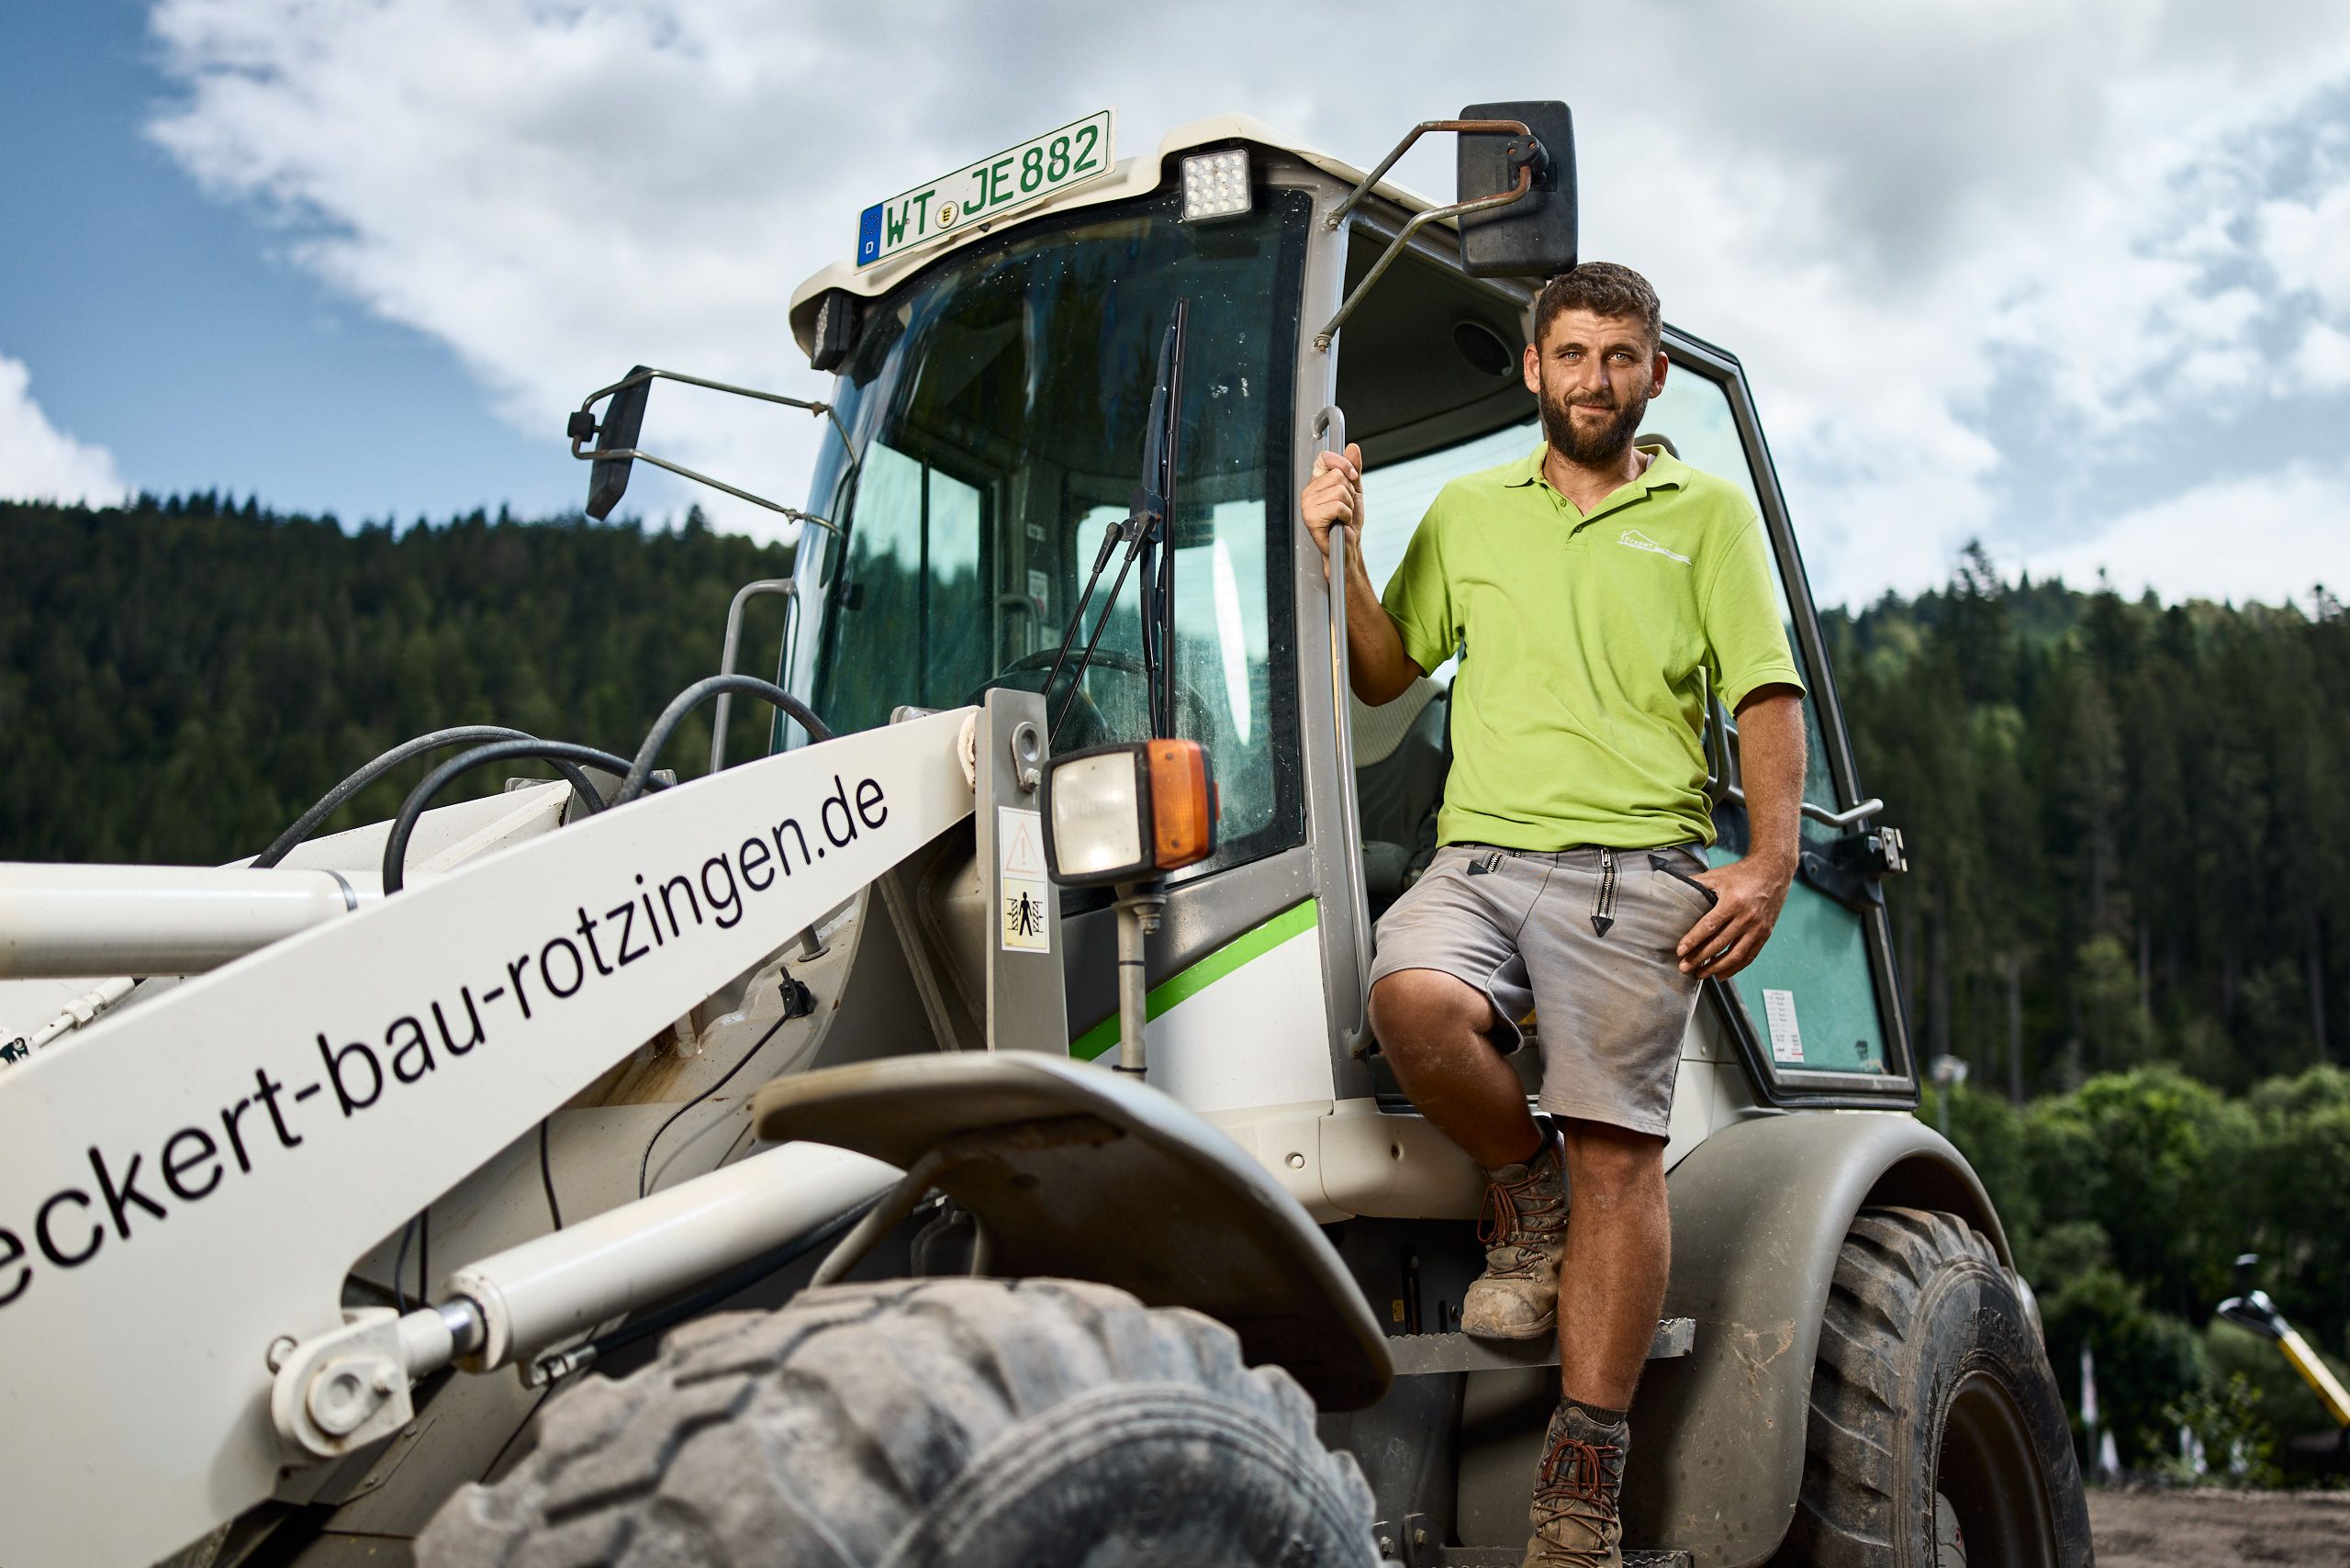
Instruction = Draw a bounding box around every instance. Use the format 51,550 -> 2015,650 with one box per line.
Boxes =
1181,150 -> 1252,222
1040,739 -> 1218,887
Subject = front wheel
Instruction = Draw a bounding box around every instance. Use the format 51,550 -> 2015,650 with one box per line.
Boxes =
420,1276 -> 1379,1567
1775,1208 -> 2094,1567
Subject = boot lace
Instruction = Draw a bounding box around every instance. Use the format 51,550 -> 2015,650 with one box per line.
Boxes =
1477,1145 -> 1567,1277
1533,1432 -> 1624,1527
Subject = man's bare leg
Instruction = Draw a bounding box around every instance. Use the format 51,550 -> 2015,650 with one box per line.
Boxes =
1513,1122 -> 1667,1564
1368,969 -> 1541,1168
1555,1119 -> 1669,1410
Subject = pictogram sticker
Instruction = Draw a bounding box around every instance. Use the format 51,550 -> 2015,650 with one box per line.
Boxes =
998,806 -> 1049,952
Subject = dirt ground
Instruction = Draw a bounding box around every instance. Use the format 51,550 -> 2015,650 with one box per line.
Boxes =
2089,1485 -> 2350,1565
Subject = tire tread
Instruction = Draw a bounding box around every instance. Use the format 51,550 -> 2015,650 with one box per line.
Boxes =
1778,1207 -> 2059,1568
420,1277 -> 1372,1568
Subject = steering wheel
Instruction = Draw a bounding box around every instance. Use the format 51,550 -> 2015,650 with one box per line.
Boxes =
988,647 -> 1223,756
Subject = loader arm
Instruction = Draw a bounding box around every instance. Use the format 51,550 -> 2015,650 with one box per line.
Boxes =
0,708 -> 977,1568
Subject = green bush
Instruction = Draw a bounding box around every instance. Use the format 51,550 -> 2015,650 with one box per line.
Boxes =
1936,1068 -> 2350,1483
2037,1263 -> 2204,1469
2151,1372 -> 2280,1487
2204,1321 -> 2350,1473
2023,1067 -> 2254,1323
2247,1069 -> 2350,1331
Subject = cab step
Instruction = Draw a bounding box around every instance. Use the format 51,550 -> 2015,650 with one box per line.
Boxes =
1418,1551 -> 1690,1567
1385,1316 -> 1695,1377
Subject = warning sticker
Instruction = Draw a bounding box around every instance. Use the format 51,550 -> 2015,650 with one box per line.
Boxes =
998,806 -> 1049,952
1762,988 -> 1804,1063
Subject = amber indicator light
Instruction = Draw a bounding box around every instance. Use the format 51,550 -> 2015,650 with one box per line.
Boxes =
1146,739 -> 1217,871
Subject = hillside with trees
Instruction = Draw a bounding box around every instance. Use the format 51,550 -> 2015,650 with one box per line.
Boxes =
1830,543 -> 2347,1097
1,493 -> 794,864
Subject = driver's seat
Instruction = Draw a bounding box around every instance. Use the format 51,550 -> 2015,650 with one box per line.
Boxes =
1352,677 -> 1449,919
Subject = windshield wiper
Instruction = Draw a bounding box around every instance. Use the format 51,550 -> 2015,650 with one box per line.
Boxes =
1039,299 -> 1189,745
1139,298 -> 1187,739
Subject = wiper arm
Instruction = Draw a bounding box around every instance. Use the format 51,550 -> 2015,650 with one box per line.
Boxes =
1041,491 -> 1156,745
1140,298 -> 1188,739
1036,302 -> 1190,746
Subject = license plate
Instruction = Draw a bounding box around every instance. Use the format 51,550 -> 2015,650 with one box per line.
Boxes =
857,109 -> 1115,268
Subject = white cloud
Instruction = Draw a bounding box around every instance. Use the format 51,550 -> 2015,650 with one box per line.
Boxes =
2260,184 -> 2350,316
0,356 -> 129,505
2296,321 -> 2350,389
141,0 -> 2350,604
2019,461 -> 2350,608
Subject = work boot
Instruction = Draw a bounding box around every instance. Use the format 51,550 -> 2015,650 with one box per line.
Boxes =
1460,1126 -> 1568,1339
1521,1401 -> 1628,1568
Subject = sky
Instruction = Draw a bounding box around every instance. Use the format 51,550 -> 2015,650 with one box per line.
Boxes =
2,0 -> 2346,610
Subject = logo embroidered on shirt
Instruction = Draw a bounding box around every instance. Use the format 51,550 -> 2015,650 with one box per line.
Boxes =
1617,528 -> 1692,566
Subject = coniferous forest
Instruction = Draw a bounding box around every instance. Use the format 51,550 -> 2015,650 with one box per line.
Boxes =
6,495 -> 2348,1472
2,494 -> 795,862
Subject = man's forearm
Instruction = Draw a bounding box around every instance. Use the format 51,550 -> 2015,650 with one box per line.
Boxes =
1676,688 -> 1807,978
1343,554 -> 1423,703
1734,689 -> 1806,874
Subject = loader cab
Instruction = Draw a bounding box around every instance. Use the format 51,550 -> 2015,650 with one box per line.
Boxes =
775,118 -> 1914,1119
783,184 -> 1313,883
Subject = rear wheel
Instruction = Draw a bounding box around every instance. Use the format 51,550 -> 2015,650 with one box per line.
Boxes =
420,1276 -> 1379,1567
1775,1208 -> 2092,1567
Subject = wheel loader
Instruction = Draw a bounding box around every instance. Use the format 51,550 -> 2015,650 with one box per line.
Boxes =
0,103 -> 2093,1567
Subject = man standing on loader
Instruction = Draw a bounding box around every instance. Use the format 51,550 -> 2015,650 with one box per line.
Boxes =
1302,262 -> 1808,1567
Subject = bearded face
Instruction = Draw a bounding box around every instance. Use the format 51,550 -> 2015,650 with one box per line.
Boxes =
1523,307 -> 1665,470
1539,364 -> 1651,466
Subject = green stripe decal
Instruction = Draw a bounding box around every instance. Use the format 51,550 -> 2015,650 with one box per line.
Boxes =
1069,899 -> 1319,1061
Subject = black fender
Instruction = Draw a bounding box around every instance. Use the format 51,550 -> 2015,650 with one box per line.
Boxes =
750,1051 -> 1393,1411
1623,1109 -> 2013,1567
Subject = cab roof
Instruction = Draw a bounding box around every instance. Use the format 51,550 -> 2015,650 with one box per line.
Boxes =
787,114 -> 1443,357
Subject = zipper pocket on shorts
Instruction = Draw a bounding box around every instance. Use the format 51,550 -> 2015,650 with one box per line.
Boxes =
1648,851 -> 1720,910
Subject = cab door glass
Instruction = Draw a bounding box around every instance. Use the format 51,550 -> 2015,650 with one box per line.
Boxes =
1639,365 -> 1904,1084
1356,419 -> 1536,684
836,441 -> 987,718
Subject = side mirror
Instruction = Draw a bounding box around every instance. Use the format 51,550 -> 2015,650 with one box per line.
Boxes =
563,365 -> 848,537
577,365 -> 652,520
1314,106 -> 1579,351
1455,100 -> 1576,279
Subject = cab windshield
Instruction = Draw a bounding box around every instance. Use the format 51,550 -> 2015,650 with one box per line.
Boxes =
794,188 -> 1308,861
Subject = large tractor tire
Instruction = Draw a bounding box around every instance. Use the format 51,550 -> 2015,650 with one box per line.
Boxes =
1775,1208 -> 2094,1567
420,1276 -> 1380,1568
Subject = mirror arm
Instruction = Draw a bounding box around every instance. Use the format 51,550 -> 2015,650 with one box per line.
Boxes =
1314,163 -> 1533,352
564,436 -> 844,537
570,366 -> 856,537
1324,117 -> 1537,231
577,366 -> 853,454
1315,116 -> 1548,352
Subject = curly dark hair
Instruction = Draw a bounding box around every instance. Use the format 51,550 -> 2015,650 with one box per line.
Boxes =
1533,263 -> 1661,353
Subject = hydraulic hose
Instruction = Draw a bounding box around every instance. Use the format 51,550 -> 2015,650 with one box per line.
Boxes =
254,725 -> 542,868
382,740 -> 645,893
615,676 -> 833,806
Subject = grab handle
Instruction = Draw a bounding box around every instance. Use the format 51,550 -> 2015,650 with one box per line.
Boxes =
1312,406 -> 1373,1049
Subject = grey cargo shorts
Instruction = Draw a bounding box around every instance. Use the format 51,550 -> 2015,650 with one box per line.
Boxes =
1366,842 -> 1714,1137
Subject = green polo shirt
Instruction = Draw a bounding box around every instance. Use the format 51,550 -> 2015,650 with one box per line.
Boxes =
1380,442 -> 1804,851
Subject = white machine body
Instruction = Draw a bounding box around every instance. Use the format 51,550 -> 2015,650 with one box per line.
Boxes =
0,711 -> 975,1568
